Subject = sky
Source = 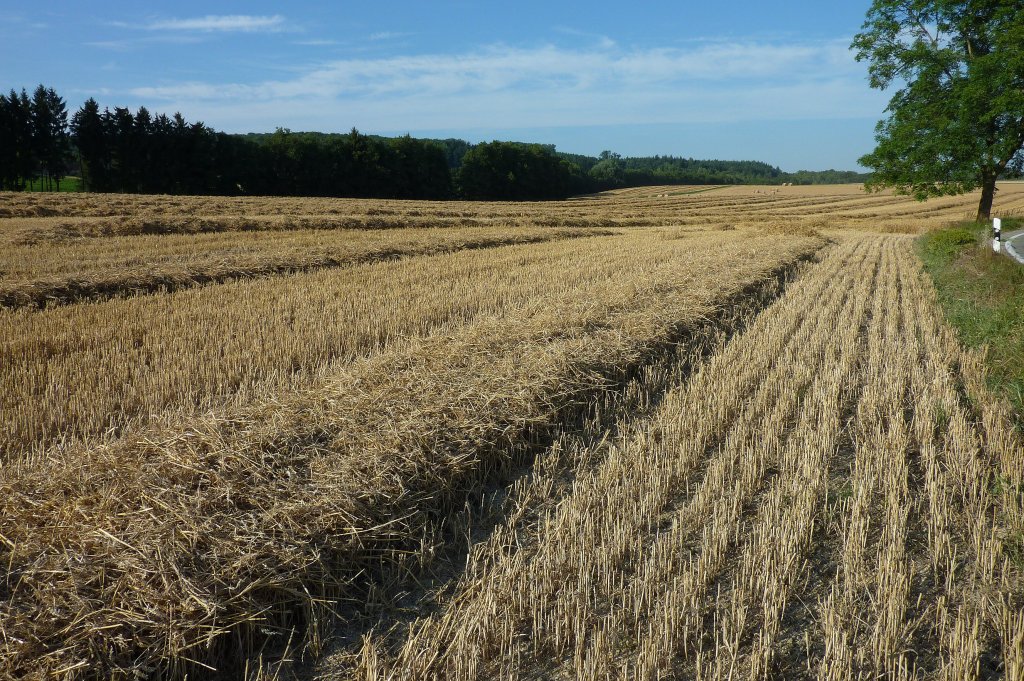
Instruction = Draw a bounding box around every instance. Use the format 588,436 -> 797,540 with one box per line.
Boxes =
0,1 -> 893,171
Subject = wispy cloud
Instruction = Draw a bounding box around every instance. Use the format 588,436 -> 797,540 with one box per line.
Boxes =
133,40 -> 860,98
553,27 -> 616,49
0,11 -> 48,33
368,31 -> 413,41
86,35 -> 204,51
127,39 -> 885,132
145,15 -> 287,32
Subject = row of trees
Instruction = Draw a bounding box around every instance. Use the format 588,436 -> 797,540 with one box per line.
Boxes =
1,84 -> 876,200
71,102 -> 456,198
72,100 -> 234,195
0,86 -> 70,190
0,89 -> 583,199
459,142 -> 585,200
574,152 -> 870,189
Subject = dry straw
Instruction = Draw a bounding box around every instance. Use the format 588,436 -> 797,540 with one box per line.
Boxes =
325,235 -> 1024,681
2,185 -> 1022,681
0,226 -> 819,679
2,232 -> 677,455
0,227 -> 604,309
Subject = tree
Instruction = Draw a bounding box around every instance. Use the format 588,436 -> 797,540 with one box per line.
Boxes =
30,85 -> 54,189
3,89 -> 34,189
0,93 -> 15,189
34,87 -> 70,190
110,106 -> 137,191
71,98 -> 109,191
853,1 -> 1024,221
387,135 -> 452,199
589,151 -> 625,188
133,107 -> 153,192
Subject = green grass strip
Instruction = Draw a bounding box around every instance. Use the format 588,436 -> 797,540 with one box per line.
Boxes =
20,176 -> 83,192
918,219 -> 1024,425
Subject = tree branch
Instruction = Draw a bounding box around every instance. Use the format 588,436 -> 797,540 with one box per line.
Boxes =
997,121 -> 1024,172
902,4 -> 961,82
911,13 -> 937,46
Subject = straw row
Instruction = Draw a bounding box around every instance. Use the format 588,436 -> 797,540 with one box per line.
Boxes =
2,231 -> 734,456
321,234 -> 1024,680
0,229 -> 821,679
0,227 -> 602,309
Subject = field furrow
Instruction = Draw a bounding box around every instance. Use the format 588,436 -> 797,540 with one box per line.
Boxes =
320,238 -> 868,678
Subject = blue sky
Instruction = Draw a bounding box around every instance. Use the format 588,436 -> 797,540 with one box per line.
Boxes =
0,1 -> 891,171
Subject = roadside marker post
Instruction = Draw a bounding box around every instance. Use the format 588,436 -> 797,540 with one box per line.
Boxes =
994,217 -> 1002,253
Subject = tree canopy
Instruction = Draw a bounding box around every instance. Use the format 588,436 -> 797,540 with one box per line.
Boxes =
3,84 -> 871,199
0,87 -> 71,190
853,1 -> 1024,220
457,142 -> 579,200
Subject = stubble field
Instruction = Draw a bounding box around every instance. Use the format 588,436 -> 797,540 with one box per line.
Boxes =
1,184 -> 1022,680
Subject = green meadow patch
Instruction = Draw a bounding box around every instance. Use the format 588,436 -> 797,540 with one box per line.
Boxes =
918,220 -> 1024,424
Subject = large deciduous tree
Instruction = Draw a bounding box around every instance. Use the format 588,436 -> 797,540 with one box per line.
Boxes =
853,1 -> 1024,221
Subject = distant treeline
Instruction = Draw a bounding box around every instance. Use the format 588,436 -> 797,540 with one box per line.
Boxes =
558,151 -> 870,189
1,84 -> 870,200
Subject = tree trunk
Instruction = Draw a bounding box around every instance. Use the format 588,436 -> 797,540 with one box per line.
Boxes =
977,173 -> 996,221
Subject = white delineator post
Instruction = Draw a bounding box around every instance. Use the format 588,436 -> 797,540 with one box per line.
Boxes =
994,217 -> 1002,253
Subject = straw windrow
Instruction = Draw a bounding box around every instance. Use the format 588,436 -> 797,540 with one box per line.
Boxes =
0,230 -> 821,679
0,227 -> 606,310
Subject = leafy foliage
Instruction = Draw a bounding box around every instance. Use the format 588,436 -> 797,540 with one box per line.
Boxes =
574,153 -> 869,189
457,142 -> 579,200
853,1 -> 1024,219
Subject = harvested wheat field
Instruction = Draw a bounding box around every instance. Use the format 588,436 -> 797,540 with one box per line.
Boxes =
1,185 -> 1022,681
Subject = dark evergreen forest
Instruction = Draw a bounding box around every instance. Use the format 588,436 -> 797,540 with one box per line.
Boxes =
1,85 -> 871,200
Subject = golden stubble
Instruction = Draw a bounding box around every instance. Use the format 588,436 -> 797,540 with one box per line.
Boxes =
329,235 -> 1024,681
2,186 -> 1022,680
0,222 -> 821,679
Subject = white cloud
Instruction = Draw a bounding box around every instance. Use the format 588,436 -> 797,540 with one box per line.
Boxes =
126,39 -> 885,132
368,31 -> 413,41
0,11 -> 48,34
553,27 -> 617,50
86,34 -> 203,51
145,15 -> 286,32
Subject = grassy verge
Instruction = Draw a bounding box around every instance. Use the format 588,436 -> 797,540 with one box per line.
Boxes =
918,219 -> 1024,423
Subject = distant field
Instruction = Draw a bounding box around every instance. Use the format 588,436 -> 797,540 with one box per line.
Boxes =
1,185 -> 1022,680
